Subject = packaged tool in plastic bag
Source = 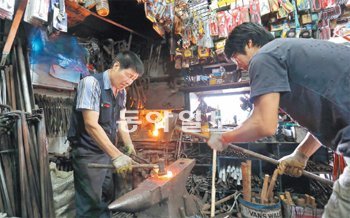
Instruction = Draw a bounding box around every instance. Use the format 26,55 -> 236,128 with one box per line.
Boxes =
29,28 -> 89,82
0,0 -> 15,20
24,0 -> 50,25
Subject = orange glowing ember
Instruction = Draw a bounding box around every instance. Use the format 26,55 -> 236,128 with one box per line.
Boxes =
166,170 -> 173,178
152,128 -> 159,137
158,170 -> 174,179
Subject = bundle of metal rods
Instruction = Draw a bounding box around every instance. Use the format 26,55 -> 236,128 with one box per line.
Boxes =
0,107 -> 54,217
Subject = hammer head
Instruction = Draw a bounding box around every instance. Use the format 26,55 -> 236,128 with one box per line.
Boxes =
157,158 -> 167,176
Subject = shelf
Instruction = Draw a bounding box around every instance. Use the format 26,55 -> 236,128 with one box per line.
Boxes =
179,81 -> 250,92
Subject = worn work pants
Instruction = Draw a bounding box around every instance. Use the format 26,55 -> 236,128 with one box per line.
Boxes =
322,155 -> 350,218
72,148 -> 115,218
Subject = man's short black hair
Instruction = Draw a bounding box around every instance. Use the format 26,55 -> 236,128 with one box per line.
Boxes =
224,22 -> 274,58
113,51 -> 144,76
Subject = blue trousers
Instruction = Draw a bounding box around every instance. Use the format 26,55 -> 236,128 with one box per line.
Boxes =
72,148 -> 114,218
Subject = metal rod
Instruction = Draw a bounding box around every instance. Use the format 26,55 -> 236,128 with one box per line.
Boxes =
17,41 -> 31,113
174,127 -> 334,186
202,192 -> 238,211
210,149 -> 217,217
88,163 -> 158,169
127,33 -> 133,51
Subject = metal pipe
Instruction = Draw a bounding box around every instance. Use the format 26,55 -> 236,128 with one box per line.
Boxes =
16,40 -> 31,113
127,33 -> 133,51
174,127 -> 334,186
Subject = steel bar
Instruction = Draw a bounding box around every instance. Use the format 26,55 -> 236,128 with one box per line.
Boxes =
38,113 -> 55,218
17,41 -> 32,113
16,113 -> 27,217
210,149 -> 217,217
202,192 -> 238,211
87,163 -> 158,169
8,65 -> 16,110
0,154 -> 13,215
0,129 -> 15,216
174,127 -> 334,186
21,112 -> 40,217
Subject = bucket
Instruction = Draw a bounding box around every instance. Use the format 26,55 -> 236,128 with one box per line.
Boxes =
281,200 -> 324,218
239,197 -> 282,218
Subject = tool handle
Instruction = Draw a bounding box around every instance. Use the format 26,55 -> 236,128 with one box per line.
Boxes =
87,163 -> 157,169
174,127 -> 334,186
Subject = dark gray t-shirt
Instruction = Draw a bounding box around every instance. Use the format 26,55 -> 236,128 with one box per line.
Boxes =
249,38 -> 350,152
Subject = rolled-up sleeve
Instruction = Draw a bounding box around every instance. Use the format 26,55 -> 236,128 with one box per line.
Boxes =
76,76 -> 101,112
249,53 -> 291,103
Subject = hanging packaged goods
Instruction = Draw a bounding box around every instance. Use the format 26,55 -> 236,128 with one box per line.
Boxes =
138,0 -> 349,69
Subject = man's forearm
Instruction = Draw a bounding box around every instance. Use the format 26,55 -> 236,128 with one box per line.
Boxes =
295,132 -> 322,158
86,125 -> 122,159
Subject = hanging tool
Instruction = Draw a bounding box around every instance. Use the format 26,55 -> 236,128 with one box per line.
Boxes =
0,0 -> 27,66
174,127 -> 334,186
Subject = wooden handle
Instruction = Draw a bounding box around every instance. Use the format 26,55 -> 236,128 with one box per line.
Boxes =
246,160 -> 252,202
241,162 -> 249,202
260,174 -> 270,204
266,169 -> 279,203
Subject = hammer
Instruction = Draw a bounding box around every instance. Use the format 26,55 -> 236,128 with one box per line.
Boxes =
87,158 -> 167,175
174,126 -> 334,186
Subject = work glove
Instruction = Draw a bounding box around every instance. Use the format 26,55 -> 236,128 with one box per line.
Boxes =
112,154 -> 135,174
207,133 -> 228,152
124,143 -> 136,156
278,150 -> 308,177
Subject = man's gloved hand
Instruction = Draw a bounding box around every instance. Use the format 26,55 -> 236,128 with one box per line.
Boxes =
112,154 -> 135,174
207,133 -> 228,152
278,150 -> 308,177
124,143 -> 136,156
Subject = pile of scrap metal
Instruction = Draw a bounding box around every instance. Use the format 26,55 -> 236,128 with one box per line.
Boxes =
0,107 -> 54,217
